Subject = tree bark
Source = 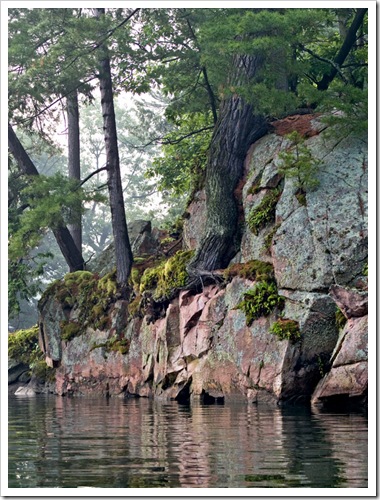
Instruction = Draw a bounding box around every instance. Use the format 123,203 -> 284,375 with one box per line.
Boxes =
67,90 -> 82,253
8,123 -> 85,272
95,8 -> 133,290
188,54 -> 268,277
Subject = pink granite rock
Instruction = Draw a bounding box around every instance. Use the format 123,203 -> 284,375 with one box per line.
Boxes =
311,361 -> 367,404
329,285 -> 368,318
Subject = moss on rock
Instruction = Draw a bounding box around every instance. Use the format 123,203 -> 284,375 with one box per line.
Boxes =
270,318 -> 301,342
247,188 -> 282,235
40,269 -> 119,341
91,334 -> 130,356
223,260 -> 275,282
237,281 -> 284,326
8,326 -> 55,382
60,320 -> 82,342
335,307 -> 347,330
8,326 -> 39,364
140,250 -> 194,301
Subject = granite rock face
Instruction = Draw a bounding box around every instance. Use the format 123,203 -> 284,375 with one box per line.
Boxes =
35,115 -> 368,407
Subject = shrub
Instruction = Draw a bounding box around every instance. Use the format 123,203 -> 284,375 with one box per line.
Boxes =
278,131 -> 321,195
8,325 -> 55,382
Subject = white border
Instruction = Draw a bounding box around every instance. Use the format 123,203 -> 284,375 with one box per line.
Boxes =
2,1 -> 376,497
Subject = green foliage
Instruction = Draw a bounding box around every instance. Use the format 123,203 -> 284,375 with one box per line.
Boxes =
247,188 -> 282,235
269,319 -> 301,342
335,307 -> 347,331
128,294 -> 143,319
147,112 -> 212,197
9,173 -> 105,261
8,256 -> 51,319
237,281 -> 284,326
362,262 -> 368,276
8,7 -> 368,325
278,131 -> 321,196
8,326 -> 39,363
140,250 -> 194,300
8,325 -> 55,381
223,260 -> 274,283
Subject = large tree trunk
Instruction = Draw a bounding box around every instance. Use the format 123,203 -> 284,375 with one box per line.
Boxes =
188,54 -> 268,277
8,123 -> 85,272
95,8 -> 133,291
67,90 -> 82,253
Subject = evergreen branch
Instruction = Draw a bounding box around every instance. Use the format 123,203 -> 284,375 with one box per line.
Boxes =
300,45 -> 348,84
160,126 -> 214,145
11,76 -> 98,127
62,9 -> 140,74
118,124 -> 213,150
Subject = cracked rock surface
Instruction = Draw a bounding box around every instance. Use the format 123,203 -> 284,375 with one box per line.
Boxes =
35,115 -> 368,407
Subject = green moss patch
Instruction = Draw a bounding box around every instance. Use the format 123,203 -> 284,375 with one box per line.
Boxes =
140,250 -> 194,301
237,281 -> 284,326
270,319 -> 301,342
223,260 -> 274,283
362,262 -> 368,276
247,171 -> 264,196
8,326 -> 39,364
8,326 -> 55,382
247,188 -> 282,235
40,270 -> 119,341
60,320 -> 82,342
91,334 -> 130,356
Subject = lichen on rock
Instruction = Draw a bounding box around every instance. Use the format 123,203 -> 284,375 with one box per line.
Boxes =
34,116 -> 367,408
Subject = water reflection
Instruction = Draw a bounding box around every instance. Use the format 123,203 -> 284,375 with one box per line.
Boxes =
8,396 -> 368,488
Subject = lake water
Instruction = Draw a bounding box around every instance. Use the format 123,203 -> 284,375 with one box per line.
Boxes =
8,395 -> 368,489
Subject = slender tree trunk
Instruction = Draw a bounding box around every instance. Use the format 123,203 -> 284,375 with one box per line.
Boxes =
8,123 -> 85,272
188,54 -> 268,277
67,90 -> 82,252
95,8 -> 133,291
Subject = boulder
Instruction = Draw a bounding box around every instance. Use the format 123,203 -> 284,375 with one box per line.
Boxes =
14,386 -> 36,396
311,315 -> 368,406
8,359 -> 30,384
329,285 -> 368,318
88,220 -> 159,275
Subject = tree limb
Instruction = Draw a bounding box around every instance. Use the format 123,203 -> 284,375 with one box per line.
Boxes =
80,165 -> 108,186
317,8 -> 367,91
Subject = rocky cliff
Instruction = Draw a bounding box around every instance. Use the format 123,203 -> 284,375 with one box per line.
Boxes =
10,114 -> 368,407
